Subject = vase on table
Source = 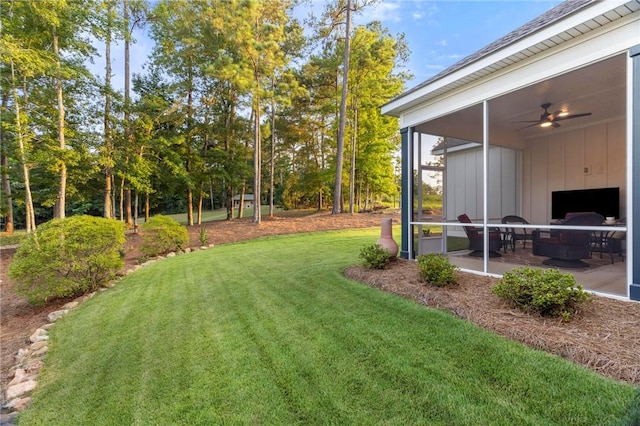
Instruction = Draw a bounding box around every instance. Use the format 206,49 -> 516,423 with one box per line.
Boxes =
377,218 -> 398,257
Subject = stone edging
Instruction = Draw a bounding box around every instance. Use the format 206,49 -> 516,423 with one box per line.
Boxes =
0,244 -> 215,425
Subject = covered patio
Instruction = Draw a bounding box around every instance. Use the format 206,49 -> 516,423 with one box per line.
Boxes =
382,0 -> 639,300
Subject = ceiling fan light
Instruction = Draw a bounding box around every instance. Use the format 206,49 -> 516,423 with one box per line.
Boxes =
557,111 -> 569,117
540,121 -> 553,128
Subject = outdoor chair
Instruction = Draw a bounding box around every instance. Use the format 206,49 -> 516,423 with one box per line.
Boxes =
591,217 -> 626,264
457,213 -> 502,257
532,212 -> 604,268
501,215 -> 532,252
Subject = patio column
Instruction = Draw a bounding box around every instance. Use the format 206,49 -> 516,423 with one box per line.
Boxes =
630,45 -> 640,301
400,127 -> 410,259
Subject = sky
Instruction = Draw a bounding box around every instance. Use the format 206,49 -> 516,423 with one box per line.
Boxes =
100,0 -> 564,93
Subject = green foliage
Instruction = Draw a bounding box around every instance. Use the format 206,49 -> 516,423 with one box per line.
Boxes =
416,253 -> 458,287
140,214 -> 189,257
359,243 -> 392,269
198,225 -> 207,245
8,216 -> 126,305
492,267 -> 591,321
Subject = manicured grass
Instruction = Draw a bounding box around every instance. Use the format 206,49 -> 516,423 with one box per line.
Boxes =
166,205 -> 288,224
20,229 -> 636,425
0,230 -> 27,246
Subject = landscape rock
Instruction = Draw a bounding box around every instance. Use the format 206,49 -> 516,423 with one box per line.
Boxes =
7,370 -> 26,387
47,309 -> 69,322
5,380 -> 37,400
28,329 -> 48,343
62,301 -> 79,310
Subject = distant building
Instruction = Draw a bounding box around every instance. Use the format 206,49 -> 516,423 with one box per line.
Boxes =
232,194 -> 255,209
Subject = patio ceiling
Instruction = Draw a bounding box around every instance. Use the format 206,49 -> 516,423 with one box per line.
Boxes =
413,53 -> 627,146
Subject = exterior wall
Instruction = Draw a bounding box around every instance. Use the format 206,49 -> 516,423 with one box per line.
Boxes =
446,146 -> 520,222
522,119 -> 626,224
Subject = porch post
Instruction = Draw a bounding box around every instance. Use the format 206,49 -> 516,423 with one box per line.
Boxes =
400,127 -> 410,259
630,45 -> 640,301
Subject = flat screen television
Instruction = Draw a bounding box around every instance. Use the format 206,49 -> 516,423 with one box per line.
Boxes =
551,187 -> 620,220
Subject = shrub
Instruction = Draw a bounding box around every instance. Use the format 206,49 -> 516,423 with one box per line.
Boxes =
359,244 -> 392,269
492,267 -> 591,321
198,225 -> 208,245
416,253 -> 458,287
140,215 -> 189,257
9,216 -> 126,305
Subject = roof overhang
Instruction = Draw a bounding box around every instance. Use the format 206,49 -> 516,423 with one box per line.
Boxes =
382,0 -> 639,119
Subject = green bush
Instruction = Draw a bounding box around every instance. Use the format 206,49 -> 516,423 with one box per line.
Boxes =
198,225 -> 208,245
359,244 -> 392,269
492,267 -> 591,321
416,253 -> 458,287
9,216 -> 126,305
140,215 -> 189,257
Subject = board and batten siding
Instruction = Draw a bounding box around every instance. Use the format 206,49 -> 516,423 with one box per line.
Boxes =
522,118 -> 626,224
445,145 -> 520,223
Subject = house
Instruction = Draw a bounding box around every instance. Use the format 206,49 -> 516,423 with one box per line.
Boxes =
232,194 -> 255,209
382,0 -> 639,301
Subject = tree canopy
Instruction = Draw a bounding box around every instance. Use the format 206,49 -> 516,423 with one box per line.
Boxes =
0,0 -> 411,232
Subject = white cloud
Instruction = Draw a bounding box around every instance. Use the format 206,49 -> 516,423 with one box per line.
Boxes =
356,1 -> 402,24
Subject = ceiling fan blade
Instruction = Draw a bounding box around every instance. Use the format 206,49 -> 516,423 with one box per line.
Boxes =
516,122 -> 541,131
554,112 -> 592,121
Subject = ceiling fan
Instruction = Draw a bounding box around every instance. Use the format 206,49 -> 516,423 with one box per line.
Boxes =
514,103 -> 592,130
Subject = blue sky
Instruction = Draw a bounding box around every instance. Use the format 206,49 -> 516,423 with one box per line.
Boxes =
101,1 -> 564,92
349,0 -> 563,89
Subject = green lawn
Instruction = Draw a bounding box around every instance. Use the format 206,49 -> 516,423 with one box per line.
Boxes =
167,205 -> 291,224
19,228 -> 637,425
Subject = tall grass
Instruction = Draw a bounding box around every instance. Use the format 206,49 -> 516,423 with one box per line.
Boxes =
20,228 -> 635,425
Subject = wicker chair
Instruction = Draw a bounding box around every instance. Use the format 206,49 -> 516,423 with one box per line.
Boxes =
457,214 -> 502,257
532,212 -> 604,268
501,215 -> 532,252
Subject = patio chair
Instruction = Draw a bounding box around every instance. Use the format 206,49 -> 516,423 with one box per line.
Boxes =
591,217 -> 626,264
457,213 -> 502,257
501,215 -> 532,252
532,212 -> 604,268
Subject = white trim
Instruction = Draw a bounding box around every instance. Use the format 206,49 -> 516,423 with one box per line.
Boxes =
625,48 -> 634,299
398,19 -> 638,128
383,1 -> 637,117
482,101 -> 489,273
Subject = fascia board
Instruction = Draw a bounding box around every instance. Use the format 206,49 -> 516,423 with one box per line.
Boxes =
397,15 -> 639,129
382,0 -> 633,117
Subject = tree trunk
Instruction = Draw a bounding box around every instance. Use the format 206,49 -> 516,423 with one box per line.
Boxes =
197,188 -> 203,225
133,191 -> 138,229
123,0 -> 133,227
119,176 -> 125,221
237,184 -> 245,219
53,29 -> 66,219
10,66 -> 35,232
125,188 -> 132,227
269,90 -> 276,218
332,0 -> 352,215
349,101 -> 358,214
145,192 -> 150,222
103,5 -> 113,219
1,93 -> 14,233
253,103 -> 261,224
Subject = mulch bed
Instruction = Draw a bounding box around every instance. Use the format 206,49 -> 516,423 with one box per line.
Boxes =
344,258 -> 640,386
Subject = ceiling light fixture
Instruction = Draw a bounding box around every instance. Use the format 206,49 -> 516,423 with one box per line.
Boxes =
540,121 -> 553,128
